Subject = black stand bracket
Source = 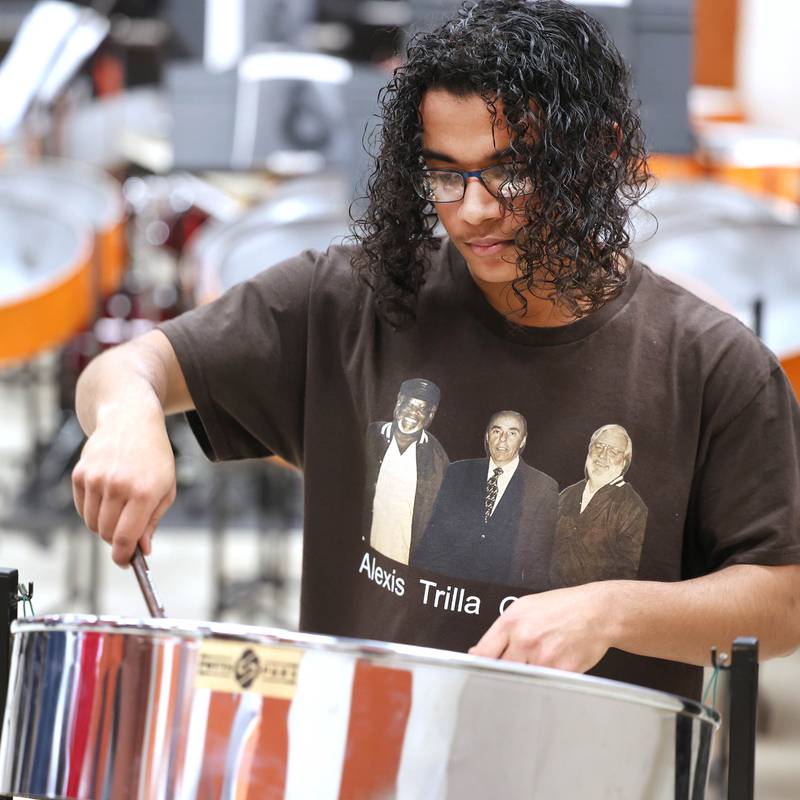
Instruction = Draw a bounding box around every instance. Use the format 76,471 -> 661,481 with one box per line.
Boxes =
713,636 -> 759,800
727,637 -> 759,800
0,567 -> 19,800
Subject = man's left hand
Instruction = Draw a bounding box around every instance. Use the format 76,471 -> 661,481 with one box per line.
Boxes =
469,583 -> 614,673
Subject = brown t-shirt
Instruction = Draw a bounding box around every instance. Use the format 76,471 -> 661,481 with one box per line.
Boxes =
160,238 -> 800,701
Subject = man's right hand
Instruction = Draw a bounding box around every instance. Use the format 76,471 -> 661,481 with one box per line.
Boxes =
72,331 -> 192,567
72,406 -> 177,566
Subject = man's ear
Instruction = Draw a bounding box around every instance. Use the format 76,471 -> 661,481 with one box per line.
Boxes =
519,435 -> 527,453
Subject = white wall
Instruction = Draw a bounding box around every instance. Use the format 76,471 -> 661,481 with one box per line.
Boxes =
736,0 -> 800,133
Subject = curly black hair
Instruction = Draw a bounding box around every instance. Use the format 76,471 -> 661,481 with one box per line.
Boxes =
350,0 -> 651,327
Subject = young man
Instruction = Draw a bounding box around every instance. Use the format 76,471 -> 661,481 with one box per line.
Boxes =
72,0 -> 800,700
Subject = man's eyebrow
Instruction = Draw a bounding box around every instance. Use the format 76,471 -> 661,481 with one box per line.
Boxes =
421,147 -> 515,164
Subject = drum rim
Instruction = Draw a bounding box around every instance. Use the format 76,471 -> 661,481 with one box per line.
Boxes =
12,613 -> 720,728
192,208 -> 350,258
636,179 -> 800,226
191,210 -> 351,303
0,157 -> 125,228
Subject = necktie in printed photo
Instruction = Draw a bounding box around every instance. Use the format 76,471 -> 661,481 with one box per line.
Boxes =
483,466 -> 504,527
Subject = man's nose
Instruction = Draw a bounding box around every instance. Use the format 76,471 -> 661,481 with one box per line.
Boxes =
459,177 -> 502,225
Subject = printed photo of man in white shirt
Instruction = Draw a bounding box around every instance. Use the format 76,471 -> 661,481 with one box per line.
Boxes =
364,379 -> 449,564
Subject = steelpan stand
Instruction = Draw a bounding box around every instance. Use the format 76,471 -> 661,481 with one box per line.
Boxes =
723,637 -> 759,800
0,567 -> 20,800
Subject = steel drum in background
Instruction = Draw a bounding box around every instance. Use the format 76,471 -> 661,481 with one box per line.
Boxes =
631,179 -> 800,358
0,615 -> 719,800
0,159 -> 127,298
696,122 -> 800,205
184,174 -> 351,304
0,200 -> 93,363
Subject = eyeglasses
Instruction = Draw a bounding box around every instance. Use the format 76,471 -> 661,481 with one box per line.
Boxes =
411,164 -> 534,203
590,441 -> 625,460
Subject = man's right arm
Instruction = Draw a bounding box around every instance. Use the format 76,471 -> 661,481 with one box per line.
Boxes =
72,330 -> 192,567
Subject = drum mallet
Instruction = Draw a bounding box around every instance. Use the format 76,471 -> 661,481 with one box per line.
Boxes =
131,546 -> 166,618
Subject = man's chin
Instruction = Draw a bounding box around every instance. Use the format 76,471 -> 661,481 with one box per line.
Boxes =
458,244 -> 519,279
397,426 -> 421,436
466,269 -> 520,294
588,470 -> 620,487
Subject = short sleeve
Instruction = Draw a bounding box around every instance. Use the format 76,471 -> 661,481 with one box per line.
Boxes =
686,366 -> 800,574
159,249 -> 320,466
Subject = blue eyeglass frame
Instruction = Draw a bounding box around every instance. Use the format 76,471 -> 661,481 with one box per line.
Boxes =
414,164 -> 532,203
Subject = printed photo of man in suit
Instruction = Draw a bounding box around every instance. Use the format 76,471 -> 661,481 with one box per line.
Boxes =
411,410 -> 558,589
364,378 -> 449,564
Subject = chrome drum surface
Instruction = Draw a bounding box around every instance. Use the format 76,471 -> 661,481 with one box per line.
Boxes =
0,616 -> 719,799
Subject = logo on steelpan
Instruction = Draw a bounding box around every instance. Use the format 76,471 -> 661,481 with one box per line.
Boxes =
234,648 -> 261,689
196,640 -> 302,699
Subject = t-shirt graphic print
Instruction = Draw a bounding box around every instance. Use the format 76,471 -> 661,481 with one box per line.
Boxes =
364,382 -> 649,594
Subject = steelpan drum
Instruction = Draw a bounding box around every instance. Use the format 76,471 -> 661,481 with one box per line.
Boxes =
0,159 -> 127,297
0,200 -> 93,363
631,179 -> 800,357
185,174 -> 351,304
0,616 -> 719,799
696,121 -> 800,204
